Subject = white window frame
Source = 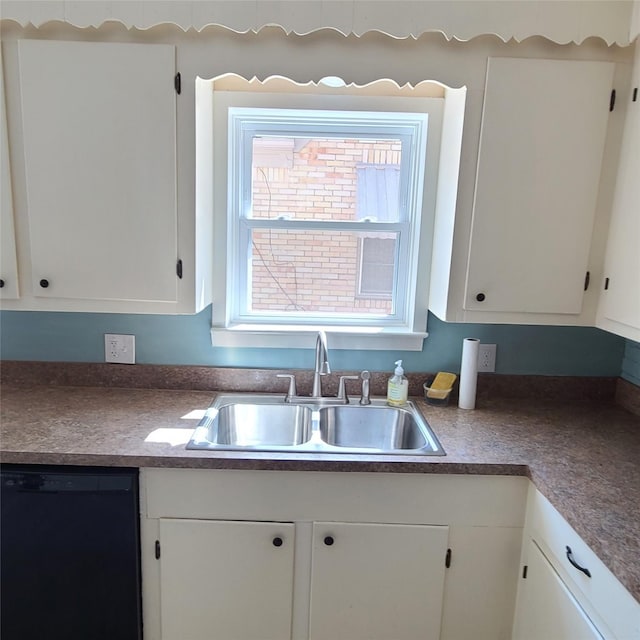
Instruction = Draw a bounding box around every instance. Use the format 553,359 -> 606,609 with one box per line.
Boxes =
228,107 -> 427,328
200,79 -> 465,351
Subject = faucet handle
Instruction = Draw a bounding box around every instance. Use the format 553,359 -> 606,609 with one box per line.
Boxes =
360,370 -> 371,405
337,375 -> 360,404
276,374 -> 297,402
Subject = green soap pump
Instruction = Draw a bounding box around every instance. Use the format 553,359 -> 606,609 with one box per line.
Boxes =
387,360 -> 408,406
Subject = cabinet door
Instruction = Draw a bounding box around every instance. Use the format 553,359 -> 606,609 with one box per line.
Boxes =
18,40 -> 177,303
598,50 -> 640,341
465,57 -> 614,315
0,45 -> 19,300
512,539 -> 603,640
440,526 -> 522,640
159,519 -> 295,640
309,521 -> 448,640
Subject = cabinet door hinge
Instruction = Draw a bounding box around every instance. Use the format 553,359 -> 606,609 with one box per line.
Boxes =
522,565 -> 528,579
609,89 -> 616,111
155,540 -> 161,559
174,72 -> 181,95
176,259 -> 183,279
584,271 -> 590,291
445,548 -> 452,568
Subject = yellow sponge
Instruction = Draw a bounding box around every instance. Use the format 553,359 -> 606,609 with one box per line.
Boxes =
426,372 -> 457,399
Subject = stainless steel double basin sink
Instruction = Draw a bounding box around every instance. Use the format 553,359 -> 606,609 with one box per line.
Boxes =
187,394 -> 445,456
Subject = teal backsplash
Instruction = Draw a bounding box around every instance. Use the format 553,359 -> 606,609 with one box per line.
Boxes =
622,340 -> 640,385
0,308 -> 627,377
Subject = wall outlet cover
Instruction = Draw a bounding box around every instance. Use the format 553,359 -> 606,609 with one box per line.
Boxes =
105,334 -> 136,364
478,343 -> 497,372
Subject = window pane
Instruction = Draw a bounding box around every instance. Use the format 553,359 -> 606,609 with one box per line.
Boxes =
358,237 -> 396,298
251,136 -> 402,223
356,165 -> 400,222
249,229 -> 396,316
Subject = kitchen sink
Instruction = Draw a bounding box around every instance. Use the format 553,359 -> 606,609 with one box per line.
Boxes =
318,405 -> 429,450
206,403 -> 312,447
187,394 -> 445,456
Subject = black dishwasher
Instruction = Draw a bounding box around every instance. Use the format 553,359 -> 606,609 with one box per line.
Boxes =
1,464 -> 142,640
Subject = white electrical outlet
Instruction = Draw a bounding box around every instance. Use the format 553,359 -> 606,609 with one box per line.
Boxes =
478,344 -> 497,372
104,334 -> 136,364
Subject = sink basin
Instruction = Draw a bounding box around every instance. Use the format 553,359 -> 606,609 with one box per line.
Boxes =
318,405 -> 428,450
189,402 -> 312,448
187,394 -> 444,456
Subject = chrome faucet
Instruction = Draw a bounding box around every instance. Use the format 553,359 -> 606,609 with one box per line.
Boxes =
312,330 -> 331,398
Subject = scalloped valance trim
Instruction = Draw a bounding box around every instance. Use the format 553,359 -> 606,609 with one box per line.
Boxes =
0,0 -> 636,46
207,73 -> 458,95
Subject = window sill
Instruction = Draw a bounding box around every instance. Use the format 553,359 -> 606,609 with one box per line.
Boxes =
210,324 -> 428,351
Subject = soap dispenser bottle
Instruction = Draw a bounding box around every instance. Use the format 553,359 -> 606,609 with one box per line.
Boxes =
387,360 -> 409,406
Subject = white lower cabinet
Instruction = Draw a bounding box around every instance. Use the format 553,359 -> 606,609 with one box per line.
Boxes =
140,469 -> 528,640
157,517 -> 449,640
512,539 -> 603,640
308,522 -> 448,640
512,486 -> 640,640
141,470 -> 639,640
158,519 -> 295,640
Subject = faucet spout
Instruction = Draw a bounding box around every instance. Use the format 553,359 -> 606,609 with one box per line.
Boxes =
312,330 -> 331,398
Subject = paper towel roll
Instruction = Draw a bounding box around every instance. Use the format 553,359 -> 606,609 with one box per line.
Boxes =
459,338 -> 480,410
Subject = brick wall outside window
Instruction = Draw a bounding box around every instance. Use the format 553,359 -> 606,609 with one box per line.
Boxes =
251,138 -> 401,314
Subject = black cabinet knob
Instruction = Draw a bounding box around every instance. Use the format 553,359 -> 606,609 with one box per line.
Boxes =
324,536 -> 334,546
0,279 -> 4,288
39,279 -> 50,289
475,293 -> 485,302
272,537 -> 283,547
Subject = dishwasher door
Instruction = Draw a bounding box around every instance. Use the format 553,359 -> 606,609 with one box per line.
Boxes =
0,465 -> 142,640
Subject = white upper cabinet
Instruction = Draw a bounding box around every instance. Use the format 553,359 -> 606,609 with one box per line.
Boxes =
597,45 -> 640,342
1,37 -> 213,314
0,47 -> 19,301
466,58 -> 614,316
431,57 -> 615,325
16,40 -> 178,305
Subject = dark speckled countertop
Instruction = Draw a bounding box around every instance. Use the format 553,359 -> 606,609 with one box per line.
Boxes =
1,368 -> 639,603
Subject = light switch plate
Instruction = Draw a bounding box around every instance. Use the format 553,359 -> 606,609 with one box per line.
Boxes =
104,334 -> 135,364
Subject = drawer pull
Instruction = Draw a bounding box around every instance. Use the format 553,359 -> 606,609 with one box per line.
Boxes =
566,546 -> 591,578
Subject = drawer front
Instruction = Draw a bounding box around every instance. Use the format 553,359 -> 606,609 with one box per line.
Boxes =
528,489 -> 640,640
141,468 -> 527,526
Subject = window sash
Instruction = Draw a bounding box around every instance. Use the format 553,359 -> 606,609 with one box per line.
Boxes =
236,226 -> 406,324
228,107 -> 428,328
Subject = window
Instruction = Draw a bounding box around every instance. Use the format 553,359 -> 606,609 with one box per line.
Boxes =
228,108 -> 427,328
201,75 -> 466,350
